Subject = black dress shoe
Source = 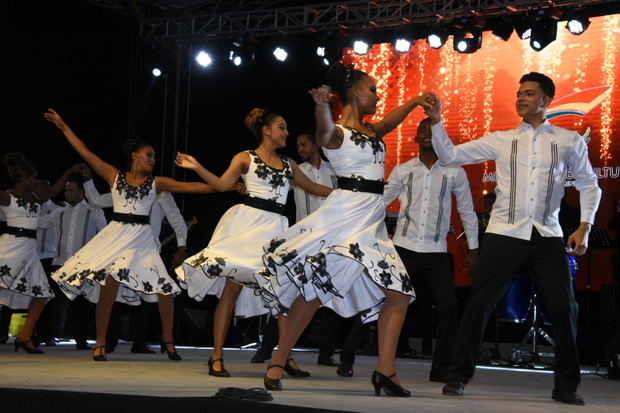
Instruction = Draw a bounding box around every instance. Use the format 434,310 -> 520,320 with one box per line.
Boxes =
371,371 -> 411,397
131,344 -> 156,354
208,357 -> 230,377
14,338 -> 44,354
337,362 -> 353,377
552,389 -> 585,405
442,380 -> 465,396
284,358 -> 310,377
264,364 -> 285,391
317,356 -> 339,367
76,341 -> 91,350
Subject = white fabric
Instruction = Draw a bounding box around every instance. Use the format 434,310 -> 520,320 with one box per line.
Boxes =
0,194 -> 54,309
293,160 -> 337,222
176,151 -> 292,319
384,157 -> 478,252
51,173 -> 181,305
38,199 -> 107,266
83,179 -> 187,251
258,124 -> 415,323
37,199 -> 61,258
431,120 -> 602,241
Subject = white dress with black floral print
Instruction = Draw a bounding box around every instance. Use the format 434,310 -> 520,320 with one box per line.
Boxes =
0,194 -> 54,309
257,124 -> 415,322
176,151 -> 292,318
51,172 -> 181,305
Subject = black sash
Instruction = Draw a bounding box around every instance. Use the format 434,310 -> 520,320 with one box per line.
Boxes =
111,212 -> 150,225
337,176 -> 385,194
243,196 -> 286,215
6,226 -> 37,239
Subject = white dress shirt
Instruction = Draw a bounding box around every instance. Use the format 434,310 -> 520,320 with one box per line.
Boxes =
384,157 -> 479,253
83,179 -> 187,251
431,120 -> 602,241
37,199 -> 62,259
293,160 -> 337,221
39,199 -> 107,266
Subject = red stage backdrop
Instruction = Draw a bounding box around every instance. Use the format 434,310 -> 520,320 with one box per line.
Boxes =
343,14 -> 620,289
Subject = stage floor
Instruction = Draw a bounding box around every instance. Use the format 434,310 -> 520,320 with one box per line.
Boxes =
1,341 -> 618,412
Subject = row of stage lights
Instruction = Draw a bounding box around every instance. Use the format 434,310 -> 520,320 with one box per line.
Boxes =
150,9 -> 592,77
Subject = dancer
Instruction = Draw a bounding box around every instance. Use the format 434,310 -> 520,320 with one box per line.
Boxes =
44,108 -> 217,362
384,117 -> 479,383
428,73 -> 601,405
0,152 -> 55,353
257,63 -> 433,395
174,108 -> 332,378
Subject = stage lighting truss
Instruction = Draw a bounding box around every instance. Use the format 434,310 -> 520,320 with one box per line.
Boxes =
427,27 -> 448,49
530,18 -> 558,51
453,29 -> 482,54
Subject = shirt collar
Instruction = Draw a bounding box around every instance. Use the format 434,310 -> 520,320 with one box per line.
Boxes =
518,118 -> 553,133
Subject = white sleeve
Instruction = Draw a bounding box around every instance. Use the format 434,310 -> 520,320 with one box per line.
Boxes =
383,165 -> 404,206
158,192 -> 187,247
453,168 -> 479,250
431,121 -> 497,165
83,179 -> 113,208
93,207 -> 107,232
568,134 -> 602,225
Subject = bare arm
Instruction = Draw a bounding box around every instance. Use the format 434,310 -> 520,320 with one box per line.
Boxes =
372,93 -> 435,138
155,177 -> 218,194
44,109 -> 118,187
310,85 -> 344,149
290,159 -> 333,198
175,151 -> 248,192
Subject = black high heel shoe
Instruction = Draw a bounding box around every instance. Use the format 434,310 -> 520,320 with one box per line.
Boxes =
160,341 -> 182,361
207,357 -> 230,377
284,358 -> 311,377
93,345 -> 107,362
371,371 -> 411,397
264,364 -> 285,391
14,338 -> 44,354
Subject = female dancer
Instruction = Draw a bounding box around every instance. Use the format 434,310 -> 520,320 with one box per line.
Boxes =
0,153 -> 54,353
44,108 -> 217,361
174,108 -> 332,377
257,63 -> 434,396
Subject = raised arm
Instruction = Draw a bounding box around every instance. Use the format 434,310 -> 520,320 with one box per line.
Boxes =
44,109 -> 118,187
289,159 -> 333,198
47,163 -> 87,200
310,85 -> 343,149
174,151 -> 248,192
372,93 -> 435,138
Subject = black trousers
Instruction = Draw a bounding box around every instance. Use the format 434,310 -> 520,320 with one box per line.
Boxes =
447,229 -> 580,391
396,247 -> 458,376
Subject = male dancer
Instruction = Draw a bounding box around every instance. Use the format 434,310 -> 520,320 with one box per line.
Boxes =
427,73 -> 601,405
384,117 -> 479,382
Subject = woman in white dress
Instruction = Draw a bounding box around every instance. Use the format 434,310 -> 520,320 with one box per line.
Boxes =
174,108 -> 332,377
257,63 -> 434,396
0,153 -> 55,353
44,108 -> 217,362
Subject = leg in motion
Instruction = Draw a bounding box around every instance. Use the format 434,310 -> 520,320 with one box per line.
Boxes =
209,279 -> 243,376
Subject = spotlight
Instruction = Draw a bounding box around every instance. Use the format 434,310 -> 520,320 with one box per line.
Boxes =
514,15 -> 533,39
566,15 -> 590,35
152,68 -> 162,77
393,38 -> 412,53
315,33 -> 343,67
427,27 -> 448,49
316,46 -> 326,57
273,46 -> 288,62
453,30 -> 482,54
195,50 -> 213,67
530,18 -> 557,51
491,18 -> 513,41
352,39 -> 370,55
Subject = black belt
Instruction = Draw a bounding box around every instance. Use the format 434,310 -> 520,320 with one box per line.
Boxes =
337,176 -> 385,194
111,212 -> 150,225
6,226 -> 37,239
243,196 -> 286,215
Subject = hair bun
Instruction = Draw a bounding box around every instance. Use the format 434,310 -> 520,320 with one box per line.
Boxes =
324,62 -> 349,91
244,107 -> 266,132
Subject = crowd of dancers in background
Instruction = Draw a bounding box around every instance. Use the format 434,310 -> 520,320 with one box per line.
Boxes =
0,63 -> 601,406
